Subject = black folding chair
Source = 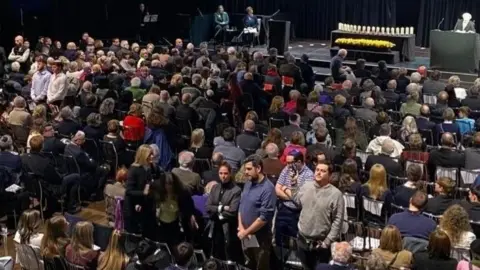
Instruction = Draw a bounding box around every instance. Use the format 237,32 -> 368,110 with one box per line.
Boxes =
269,118 -> 285,129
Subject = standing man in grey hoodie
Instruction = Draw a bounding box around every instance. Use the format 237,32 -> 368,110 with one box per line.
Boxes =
284,161 -> 344,270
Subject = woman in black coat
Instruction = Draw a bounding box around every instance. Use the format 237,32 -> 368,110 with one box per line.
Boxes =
206,161 -> 242,262
123,144 -> 156,239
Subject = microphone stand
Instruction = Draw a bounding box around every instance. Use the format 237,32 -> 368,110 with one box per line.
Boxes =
258,9 -> 280,48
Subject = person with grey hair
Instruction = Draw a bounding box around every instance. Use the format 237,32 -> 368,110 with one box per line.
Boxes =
172,151 -> 202,195
315,242 -> 353,269
366,123 -> 405,157
365,139 -> 404,177
126,77 -> 146,101
306,117 -> 332,146
99,98 -> 116,124
462,85 -> 480,110
400,89 -> 421,117
56,106 -> 81,136
384,80 -> 400,105
355,97 -> 378,124
410,72 -> 422,84
65,130 -> 105,198
260,143 -> 284,179
8,96 -> 32,127
83,113 -> 104,141
331,49 -> 349,81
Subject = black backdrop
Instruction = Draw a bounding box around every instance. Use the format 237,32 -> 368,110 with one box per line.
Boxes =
1,0 -> 480,48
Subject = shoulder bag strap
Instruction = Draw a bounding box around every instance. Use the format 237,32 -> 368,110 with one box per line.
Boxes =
387,252 -> 400,268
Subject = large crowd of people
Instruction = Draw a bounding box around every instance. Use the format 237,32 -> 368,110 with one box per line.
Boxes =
1,31 -> 480,270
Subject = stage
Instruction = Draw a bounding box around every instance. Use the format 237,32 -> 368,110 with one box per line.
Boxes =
246,39 -> 478,87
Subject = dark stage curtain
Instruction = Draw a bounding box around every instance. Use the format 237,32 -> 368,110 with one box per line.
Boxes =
417,0 -> 480,47
217,0 -> 396,40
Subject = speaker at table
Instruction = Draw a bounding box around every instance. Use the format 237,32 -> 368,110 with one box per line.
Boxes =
268,20 -> 291,55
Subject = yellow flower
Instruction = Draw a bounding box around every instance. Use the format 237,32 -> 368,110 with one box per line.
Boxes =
335,38 -> 395,49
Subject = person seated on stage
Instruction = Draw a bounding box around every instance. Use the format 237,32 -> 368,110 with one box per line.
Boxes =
454,12 -> 476,33
330,49 -> 351,82
214,5 -> 230,42
243,6 -> 259,46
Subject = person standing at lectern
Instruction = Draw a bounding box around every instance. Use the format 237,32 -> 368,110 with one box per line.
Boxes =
214,5 -> 230,43
454,13 -> 476,33
138,3 -> 149,41
243,7 -> 259,47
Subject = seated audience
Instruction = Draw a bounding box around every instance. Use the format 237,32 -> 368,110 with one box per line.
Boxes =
439,205 -> 476,252
361,164 -> 393,223
372,225 -> 412,268
428,133 -> 465,181
435,108 -> 461,145
40,216 -> 70,259
333,138 -> 363,171
413,229 -> 458,270
424,177 -> 456,215
98,230 -> 130,270
280,113 -> 307,142
65,221 -> 99,270
280,131 -> 307,164
388,191 -> 436,240
394,164 -> 424,207
366,123 -> 404,157
315,242 -> 353,270
365,139 -> 403,177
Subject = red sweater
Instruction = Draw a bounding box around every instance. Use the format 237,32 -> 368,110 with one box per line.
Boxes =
123,115 -> 145,141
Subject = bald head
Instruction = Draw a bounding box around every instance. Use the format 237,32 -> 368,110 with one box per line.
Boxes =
342,80 -> 352,90
160,90 -> 169,101
381,139 -> 395,155
387,80 -> 397,90
265,143 -> 279,158
438,91 -> 448,102
441,132 -> 455,147
420,104 -> 430,117
14,36 -> 24,46
212,152 -> 224,166
364,97 -> 375,109
182,93 -> 192,104
244,120 -> 255,131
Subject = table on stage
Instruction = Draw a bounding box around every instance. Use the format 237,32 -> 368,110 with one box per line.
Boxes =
330,30 -> 416,61
430,30 -> 480,73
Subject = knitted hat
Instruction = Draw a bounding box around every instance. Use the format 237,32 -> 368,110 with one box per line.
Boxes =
0,135 -> 13,150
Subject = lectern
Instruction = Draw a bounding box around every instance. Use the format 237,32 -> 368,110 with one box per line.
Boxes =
268,20 -> 291,55
430,30 -> 480,72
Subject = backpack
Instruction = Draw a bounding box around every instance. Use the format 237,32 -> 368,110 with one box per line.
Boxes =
144,128 -> 173,171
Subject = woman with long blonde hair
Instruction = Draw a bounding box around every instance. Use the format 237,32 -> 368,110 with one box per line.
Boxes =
399,115 -> 418,143
40,215 -> 70,258
124,145 -> 156,239
361,164 -> 393,222
98,230 -> 129,270
440,204 -> 476,249
65,221 -> 99,269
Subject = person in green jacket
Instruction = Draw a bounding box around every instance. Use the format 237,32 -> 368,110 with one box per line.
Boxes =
125,77 -> 146,102
214,5 -> 230,42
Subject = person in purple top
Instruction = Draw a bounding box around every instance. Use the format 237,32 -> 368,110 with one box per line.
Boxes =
238,155 -> 276,270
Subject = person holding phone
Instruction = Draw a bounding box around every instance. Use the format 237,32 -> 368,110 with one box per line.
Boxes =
274,150 -> 314,247
124,145 -> 156,238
